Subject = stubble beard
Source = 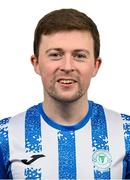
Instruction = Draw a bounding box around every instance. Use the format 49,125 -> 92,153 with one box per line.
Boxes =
44,80 -> 87,104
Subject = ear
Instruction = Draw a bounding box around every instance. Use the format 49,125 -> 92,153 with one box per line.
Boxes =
92,57 -> 102,77
31,55 -> 40,75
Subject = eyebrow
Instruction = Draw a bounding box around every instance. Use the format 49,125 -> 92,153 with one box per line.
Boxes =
73,49 -> 90,55
45,48 -> 63,54
45,48 -> 90,55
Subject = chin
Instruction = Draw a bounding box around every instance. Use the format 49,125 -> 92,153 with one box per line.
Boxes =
46,88 -> 85,103
52,94 -> 84,103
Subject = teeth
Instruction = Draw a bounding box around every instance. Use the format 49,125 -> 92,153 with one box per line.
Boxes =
59,80 -> 75,84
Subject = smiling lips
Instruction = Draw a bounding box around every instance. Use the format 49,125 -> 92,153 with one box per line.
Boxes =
57,79 -> 77,84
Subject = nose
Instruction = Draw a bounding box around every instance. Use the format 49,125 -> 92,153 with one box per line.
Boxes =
60,55 -> 75,73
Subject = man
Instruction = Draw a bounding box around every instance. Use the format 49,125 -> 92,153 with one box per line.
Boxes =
0,8 -> 130,179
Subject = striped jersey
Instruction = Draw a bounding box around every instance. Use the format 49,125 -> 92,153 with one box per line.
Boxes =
0,100 -> 130,179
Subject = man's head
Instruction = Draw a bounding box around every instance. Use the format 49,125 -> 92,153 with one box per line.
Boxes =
31,9 -> 101,103
33,8 -> 100,59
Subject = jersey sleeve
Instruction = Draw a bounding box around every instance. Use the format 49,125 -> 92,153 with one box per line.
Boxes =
0,146 -> 8,179
0,117 -> 11,179
125,153 -> 130,179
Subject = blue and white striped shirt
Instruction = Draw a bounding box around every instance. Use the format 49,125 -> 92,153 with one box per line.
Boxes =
0,101 -> 130,179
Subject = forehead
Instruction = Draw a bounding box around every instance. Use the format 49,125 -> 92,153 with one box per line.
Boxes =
39,30 -> 94,51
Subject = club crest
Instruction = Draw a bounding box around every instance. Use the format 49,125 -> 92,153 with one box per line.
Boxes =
92,150 -> 112,171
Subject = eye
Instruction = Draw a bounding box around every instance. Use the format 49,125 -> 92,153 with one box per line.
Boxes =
48,52 -> 63,60
73,52 -> 87,61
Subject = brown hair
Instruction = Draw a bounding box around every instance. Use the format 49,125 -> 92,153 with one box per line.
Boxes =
33,8 -> 100,59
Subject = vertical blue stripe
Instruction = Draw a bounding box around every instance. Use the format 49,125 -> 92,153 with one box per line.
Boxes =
25,168 -> 42,179
91,103 -> 111,179
0,117 -> 12,178
121,114 -> 130,178
58,131 -> 76,179
121,114 -> 130,152
24,105 -> 42,179
25,105 -> 42,153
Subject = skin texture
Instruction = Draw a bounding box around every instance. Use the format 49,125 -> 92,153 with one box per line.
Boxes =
31,30 -> 101,125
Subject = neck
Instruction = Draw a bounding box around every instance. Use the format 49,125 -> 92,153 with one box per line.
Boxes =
43,94 -> 88,126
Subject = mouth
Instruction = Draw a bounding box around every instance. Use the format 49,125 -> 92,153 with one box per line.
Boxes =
57,79 -> 77,85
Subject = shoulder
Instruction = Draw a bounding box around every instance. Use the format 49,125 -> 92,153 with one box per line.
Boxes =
0,103 -> 41,146
0,117 -> 11,141
91,100 -> 130,120
91,101 -> 130,143
104,106 -> 130,123
0,117 -> 10,128
0,103 -> 42,141
90,101 -> 130,133
0,117 -> 11,148
0,103 -> 41,127
0,112 -> 25,132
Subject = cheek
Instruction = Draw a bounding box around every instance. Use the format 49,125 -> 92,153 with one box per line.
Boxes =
39,62 -> 59,83
39,62 -> 56,76
80,69 -> 94,85
39,64 -> 50,79
80,66 -> 94,78
40,70 -> 54,87
41,76 -> 51,91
